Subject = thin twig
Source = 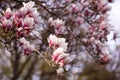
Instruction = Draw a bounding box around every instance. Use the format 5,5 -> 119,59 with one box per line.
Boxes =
34,49 -> 56,67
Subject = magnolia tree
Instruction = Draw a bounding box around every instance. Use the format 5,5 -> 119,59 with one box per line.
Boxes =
0,0 -> 117,80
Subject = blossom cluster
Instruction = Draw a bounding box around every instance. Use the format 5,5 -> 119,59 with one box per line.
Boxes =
0,1 -> 41,37
62,0 -> 112,64
48,18 -> 65,34
46,0 -> 112,66
82,22 -> 112,64
48,34 -> 69,67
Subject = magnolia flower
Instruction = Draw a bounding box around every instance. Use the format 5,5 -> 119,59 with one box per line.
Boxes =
71,3 -> 79,13
1,17 -> 12,29
13,11 -> 23,19
97,47 -> 112,64
99,54 -> 112,64
47,34 -> 58,47
24,7 -> 41,23
23,48 -> 33,55
52,47 -> 69,67
48,34 -> 68,51
19,7 -> 28,16
19,38 -> 34,52
23,1 -> 35,8
4,8 -> 12,19
53,18 -> 65,28
75,16 -> 84,25
54,18 -> 65,34
57,37 -> 68,51
48,18 -> 65,34
14,18 -> 23,28
48,17 -> 54,25
100,21 -> 106,29
23,16 -> 34,29
67,3 -> 82,13
17,27 -> 23,32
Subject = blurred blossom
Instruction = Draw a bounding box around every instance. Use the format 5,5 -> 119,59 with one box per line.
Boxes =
23,1 -> 35,8
100,21 -> 106,29
4,8 -> 12,19
19,37 -> 34,55
48,18 -> 65,34
67,3 -> 83,13
1,17 -> 12,29
75,16 -> 84,25
48,17 -> 53,25
72,67 -> 79,75
65,64 -> 71,71
98,47 -> 112,64
23,16 -> 34,29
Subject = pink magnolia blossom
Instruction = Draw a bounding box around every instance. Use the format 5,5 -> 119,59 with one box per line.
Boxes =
19,37 -> 34,55
57,37 -> 68,51
75,16 -> 84,25
19,37 -> 34,50
23,1 -> 35,8
4,8 -> 12,19
98,47 -> 112,64
99,53 -> 112,64
14,18 -> 23,28
71,3 -> 79,13
47,34 -> 58,47
66,3 -> 83,13
19,7 -> 28,17
15,1 -> 41,23
23,16 -> 34,29
48,18 -> 65,34
1,17 -> 12,29
52,47 -> 69,67
48,17 -> 54,25
23,48 -> 33,55
48,34 -> 68,51
100,54 -> 111,64
100,21 -> 106,29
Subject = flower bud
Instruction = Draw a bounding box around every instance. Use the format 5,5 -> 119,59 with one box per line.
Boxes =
56,67 -> 64,75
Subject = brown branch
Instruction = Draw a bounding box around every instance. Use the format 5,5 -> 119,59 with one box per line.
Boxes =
11,40 -> 20,80
23,56 -> 38,80
11,56 -> 31,80
34,0 -> 60,18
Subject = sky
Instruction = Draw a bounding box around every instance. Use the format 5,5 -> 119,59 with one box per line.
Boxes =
106,1 -> 120,71
108,0 -> 120,33
106,0 -> 120,52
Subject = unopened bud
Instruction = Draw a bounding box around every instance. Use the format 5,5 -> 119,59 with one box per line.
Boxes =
56,67 -> 64,75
